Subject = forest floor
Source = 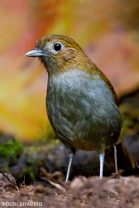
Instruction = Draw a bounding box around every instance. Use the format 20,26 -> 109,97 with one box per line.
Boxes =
0,175 -> 139,208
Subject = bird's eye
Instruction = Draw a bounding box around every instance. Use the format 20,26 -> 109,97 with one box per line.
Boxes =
53,43 -> 62,51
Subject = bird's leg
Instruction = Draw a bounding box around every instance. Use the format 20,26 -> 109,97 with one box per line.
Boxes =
113,145 -> 120,178
66,152 -> 74,182
114,145 -> 118,174
99,152 -> 105,179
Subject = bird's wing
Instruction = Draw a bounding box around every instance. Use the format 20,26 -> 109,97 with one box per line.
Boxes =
89,63 -> 119,105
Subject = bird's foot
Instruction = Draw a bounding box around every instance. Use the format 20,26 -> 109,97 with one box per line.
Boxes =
112,172 -> 120,179
111,169 -> 123,179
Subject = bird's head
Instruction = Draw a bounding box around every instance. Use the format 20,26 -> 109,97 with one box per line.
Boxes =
26,34 -> 89,75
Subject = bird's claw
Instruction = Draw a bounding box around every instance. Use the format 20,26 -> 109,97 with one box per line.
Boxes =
111,171 -> 122,179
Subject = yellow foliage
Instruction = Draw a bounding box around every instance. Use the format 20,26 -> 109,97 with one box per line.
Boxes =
0,59 -> 51,140
0,0 -> 138,140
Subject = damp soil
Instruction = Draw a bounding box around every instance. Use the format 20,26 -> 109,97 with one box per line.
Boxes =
0,175 -> 139,208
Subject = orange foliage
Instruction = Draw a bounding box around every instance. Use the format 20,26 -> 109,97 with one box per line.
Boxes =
0,0 -> 138,140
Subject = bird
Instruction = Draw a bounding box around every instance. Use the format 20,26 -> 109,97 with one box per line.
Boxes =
26,34 -> 121,182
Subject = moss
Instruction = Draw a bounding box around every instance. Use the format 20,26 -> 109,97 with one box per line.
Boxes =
0,137 -> 23,171
23,146 -> 46,181
0,138 -> 22,160
24,166 -> 37,181
120,104 -> 139,140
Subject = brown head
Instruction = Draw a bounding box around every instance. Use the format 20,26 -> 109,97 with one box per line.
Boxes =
25,34 -> 90,75
26,34 -> 119,103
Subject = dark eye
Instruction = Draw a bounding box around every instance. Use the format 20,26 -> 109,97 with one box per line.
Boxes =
54,43 -> 62,51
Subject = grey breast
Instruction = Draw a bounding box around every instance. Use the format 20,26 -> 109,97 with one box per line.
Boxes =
46,69 -> 121,151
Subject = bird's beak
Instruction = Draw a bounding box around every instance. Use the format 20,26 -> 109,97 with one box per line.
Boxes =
25,48 -> 45,57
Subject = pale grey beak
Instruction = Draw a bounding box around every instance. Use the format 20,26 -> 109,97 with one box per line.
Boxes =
25,48 -> 45,57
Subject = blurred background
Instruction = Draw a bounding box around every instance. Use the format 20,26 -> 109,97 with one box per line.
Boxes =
0,0 -> 139,141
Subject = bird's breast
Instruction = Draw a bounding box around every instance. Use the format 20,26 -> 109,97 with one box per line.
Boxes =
46,69 -> 121,151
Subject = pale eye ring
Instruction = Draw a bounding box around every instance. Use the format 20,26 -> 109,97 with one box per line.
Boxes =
53,43 -> 62,51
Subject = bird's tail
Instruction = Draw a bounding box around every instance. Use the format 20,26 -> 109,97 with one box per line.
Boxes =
117,141 -> 135,171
